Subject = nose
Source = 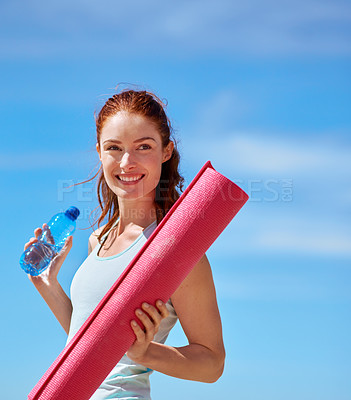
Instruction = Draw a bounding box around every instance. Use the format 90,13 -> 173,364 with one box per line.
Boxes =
119,151 -> 136,171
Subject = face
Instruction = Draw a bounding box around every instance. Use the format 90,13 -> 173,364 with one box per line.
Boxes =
96,111 -> 174,202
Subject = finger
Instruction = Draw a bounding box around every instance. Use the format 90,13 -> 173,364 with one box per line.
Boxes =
155,300 -> 170,319
142,303 -> 163,327
135,309 -> 155,340
55,236 -> 73,260
43,224 -> 55,245
24,237 -> 37,251
130,320 -> 146,342
62,235 -> 73,251
34,227 -> 42,239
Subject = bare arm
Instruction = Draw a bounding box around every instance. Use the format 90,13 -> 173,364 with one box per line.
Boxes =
25,225 -> 73,335
32,225 -> 104,333
127,254 -> 226,383
32,277 -> 73,335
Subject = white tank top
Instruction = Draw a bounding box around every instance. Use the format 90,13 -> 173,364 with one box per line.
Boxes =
66,218 -> 178,400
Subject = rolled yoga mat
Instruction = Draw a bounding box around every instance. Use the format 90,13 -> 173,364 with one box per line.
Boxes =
28,160 -> 249,400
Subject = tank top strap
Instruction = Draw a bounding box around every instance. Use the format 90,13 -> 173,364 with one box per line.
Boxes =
100,217 -> 120,242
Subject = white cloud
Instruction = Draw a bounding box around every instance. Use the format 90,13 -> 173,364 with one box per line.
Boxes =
214,271 -> 350,302
182,130 -> 351,177
224,134 -> 351,174
209,211 -> 351,258
255,230 -> 351,256
0,150 -> 99,170
0,0 -> 350,59
191,90 -> 251,129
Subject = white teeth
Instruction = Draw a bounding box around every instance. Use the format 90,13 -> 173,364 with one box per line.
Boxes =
118,174 -> 143,182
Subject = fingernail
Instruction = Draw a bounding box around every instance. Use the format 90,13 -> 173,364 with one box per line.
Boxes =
157,300 -> 163,307
136,309 -> 143,316
143,302 -> 149,308
131,320 -> 137,327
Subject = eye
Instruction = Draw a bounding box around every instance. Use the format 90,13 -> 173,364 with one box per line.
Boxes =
107,145 -> 121,151
106,144 -> 151,151
139,144 -> 151,150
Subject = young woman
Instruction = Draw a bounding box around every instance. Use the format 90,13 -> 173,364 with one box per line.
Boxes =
24,89 -> 225,399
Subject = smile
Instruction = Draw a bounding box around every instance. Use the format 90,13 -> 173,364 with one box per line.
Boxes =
116,174 -> 145,182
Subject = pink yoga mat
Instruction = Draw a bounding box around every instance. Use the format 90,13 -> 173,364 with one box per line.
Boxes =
28,160 -> 249,400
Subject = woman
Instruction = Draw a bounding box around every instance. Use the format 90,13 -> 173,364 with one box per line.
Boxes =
24,89 -> 225,399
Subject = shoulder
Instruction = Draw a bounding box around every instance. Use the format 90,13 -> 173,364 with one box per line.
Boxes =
88,224 -> 107,254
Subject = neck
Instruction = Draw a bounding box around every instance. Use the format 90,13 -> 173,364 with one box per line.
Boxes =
116,197 -> 157,234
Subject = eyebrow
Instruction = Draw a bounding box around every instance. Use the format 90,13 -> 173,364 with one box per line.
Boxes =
103,136 -> 157,144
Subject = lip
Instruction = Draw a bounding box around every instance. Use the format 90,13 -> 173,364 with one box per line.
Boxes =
116,174 -> 145,185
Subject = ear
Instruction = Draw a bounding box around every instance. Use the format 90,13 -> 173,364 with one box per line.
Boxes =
96,142 -> 101,161
162,141 -> 174,163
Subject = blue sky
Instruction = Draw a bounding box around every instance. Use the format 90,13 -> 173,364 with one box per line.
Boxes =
1,1 -> 350,399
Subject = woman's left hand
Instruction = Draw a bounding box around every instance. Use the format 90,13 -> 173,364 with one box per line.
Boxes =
126,300 -> 169,363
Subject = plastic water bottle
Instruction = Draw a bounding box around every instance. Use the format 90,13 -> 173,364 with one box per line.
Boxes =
20,206 -> 80,276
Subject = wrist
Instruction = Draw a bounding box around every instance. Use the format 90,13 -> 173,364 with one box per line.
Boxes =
30,275 -> 59,291
128,342 -> 154,366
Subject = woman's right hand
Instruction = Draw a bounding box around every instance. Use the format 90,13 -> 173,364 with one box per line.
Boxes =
24,223 -> 73,288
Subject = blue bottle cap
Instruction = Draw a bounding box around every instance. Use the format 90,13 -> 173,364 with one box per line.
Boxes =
65,206 -> 80,220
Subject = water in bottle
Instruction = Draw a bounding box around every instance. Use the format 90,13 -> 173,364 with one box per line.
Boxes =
20,206 -> 80,276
